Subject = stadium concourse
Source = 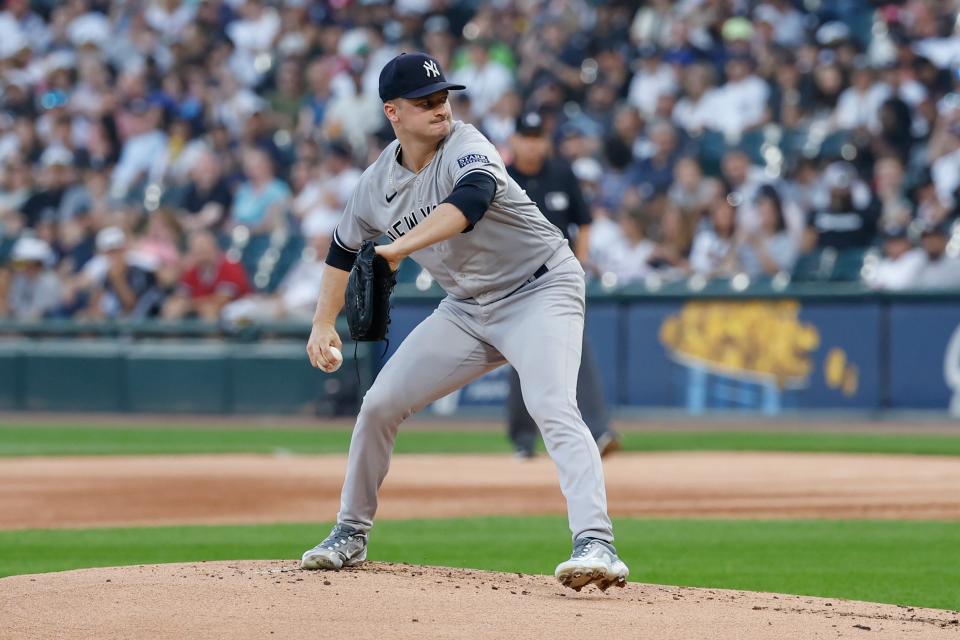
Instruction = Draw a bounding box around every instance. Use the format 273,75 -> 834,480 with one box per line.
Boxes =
3,1 -> 960,322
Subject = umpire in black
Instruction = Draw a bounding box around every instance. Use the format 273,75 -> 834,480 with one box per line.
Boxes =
505,112 -> 620,458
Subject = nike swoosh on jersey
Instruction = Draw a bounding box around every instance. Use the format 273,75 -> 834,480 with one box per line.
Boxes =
386,192 -> 398,203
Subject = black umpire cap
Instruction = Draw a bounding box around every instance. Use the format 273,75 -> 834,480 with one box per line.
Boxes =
515,111 -> 545,136
378,52 -> 466,102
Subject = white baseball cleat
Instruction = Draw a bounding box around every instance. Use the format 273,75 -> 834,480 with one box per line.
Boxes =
555,537 -> 629,592
300,523 -> 368,570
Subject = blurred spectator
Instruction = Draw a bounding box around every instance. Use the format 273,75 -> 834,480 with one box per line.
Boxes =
0,159 -> 33,225
646,202 -> 694,277
133,209 -> 182,277
803,162 -> 879,253
672,63 -> 716,135
704,54 -> 769,141
145,0 -> 197,42
607,104 -> 643,161
516,17 -> 585,102
222,213 -> 335,324
21,146 -> 76,231
629,0 -> 678,50
226,0 -> 282,87
297,58 -> 336,140
914,221 -> 960,289
0,0 -> 957,317
595,208 -> 656,285
266,58 -> 306,133
1,236 -> 60,320
929,107 -> 960,210
690,197 -> 738,277
720,149 -> 794,238
111,99 -> 168,201
322,62 -> 384,158
451,40 -> 514,119
767,51 -> 813,129
629,120 -> 681,198
162,230 -> 251,322
1,0 -> 51,53
864,224 -> 926,291
871,97 -> 916,166
811,59 -> 845,124
667,156 -> 721,215
481,89 -> 522,147
79,226 -> 163,320
833,62 -> 888,133
873,155 -> 912,229
229,147 -> 291,234
755,0 -> 806,48
175,149 -> 233,233
910,169 -> 949,227
735,185 -> 799,277
58,165 -> 116,223
627,46 -> 677,120
54,209 -> 96,285
292,141 -> 361,233
595,135 -> 637,214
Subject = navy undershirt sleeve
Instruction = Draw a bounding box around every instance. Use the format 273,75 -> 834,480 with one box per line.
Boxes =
325,230 -> 359,271
441,171 -> 497,233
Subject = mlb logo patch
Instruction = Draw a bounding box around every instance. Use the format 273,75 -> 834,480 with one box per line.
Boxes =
457,153 -> 489,168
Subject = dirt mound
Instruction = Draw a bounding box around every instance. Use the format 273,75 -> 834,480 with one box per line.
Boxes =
3,452 -> 960,530
2,561 -> 957,639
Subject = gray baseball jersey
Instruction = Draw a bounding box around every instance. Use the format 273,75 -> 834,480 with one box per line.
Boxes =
333,120 -> 567,303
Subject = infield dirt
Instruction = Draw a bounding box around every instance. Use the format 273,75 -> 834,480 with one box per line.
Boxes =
4,451 -> 960,637
3,560 -> 959,639
2,451 -> 960,530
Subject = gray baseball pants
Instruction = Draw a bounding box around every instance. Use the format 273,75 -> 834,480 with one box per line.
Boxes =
337,248 -> 614,543
507,332 -> 611,454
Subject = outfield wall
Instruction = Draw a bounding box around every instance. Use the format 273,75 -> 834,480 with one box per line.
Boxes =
0,289 -> 958,416
0,321 -> 372,415
388,286 -> 960,417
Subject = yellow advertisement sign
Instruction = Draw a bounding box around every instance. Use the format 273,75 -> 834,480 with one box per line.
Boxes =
659,300 -> 858,395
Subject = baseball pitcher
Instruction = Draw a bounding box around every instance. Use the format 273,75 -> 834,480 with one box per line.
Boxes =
300,52 -> 628,592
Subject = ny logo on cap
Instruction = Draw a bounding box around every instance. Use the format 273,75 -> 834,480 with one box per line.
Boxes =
423,60 -> 440,78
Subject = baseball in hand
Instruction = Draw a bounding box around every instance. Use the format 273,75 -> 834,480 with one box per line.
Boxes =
320,346 -> 343,372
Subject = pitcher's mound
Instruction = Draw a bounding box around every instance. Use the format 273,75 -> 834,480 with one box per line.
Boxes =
2,561 -> 957,639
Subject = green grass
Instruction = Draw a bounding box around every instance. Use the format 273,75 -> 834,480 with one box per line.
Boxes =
1,516 -> 958,610
2,424 -> 960,457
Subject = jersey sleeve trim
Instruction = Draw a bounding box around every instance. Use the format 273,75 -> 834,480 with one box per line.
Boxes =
332,228 -> 359,253
455,167 -> 499,188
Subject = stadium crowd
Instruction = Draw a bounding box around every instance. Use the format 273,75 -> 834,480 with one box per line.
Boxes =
2,0 -> 960,322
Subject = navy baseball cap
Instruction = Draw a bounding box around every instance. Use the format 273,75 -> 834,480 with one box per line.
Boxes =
378,52 -> 465,102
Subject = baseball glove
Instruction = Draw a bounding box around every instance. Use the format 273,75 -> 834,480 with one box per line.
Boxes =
345,240 -> 397,341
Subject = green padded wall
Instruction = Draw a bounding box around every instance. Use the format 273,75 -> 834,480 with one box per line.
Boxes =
21,342 -> 124,411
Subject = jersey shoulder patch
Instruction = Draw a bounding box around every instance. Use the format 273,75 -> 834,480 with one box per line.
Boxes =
457,153 -> 490,169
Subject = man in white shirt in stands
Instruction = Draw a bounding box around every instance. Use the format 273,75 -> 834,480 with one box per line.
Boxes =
450,41 -> 514,119
864,224 -> 926,290
703,53 -> 769,142
914,220 -> 960,289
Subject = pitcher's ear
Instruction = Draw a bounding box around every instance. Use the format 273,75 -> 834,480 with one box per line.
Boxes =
384,101 -> 399,123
